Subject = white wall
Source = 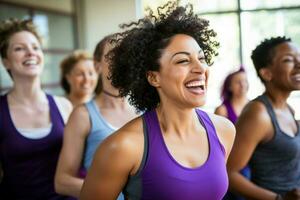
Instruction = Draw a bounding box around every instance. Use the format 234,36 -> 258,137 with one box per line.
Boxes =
79,0 -> 143,52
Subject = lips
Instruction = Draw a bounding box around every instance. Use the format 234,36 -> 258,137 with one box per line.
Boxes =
23,59 -> 38,67
185,79 -> 206,95
291,74 -> 300,82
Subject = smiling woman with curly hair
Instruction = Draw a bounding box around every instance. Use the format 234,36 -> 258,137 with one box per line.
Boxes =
80,1 -> 235,200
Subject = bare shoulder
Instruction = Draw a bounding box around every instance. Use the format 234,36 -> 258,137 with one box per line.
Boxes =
65,104 -> 90,137
236,100 -> 272,142
240,100 -> 269,120
214,104 -> 227,117
207,112 -> 236,158
95,116 -> 145,175
53,95 -> 73,123
208,112 -> 235,140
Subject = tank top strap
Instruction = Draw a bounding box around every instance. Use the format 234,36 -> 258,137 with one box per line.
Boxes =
85,100 -> 98,130
223,99 -> 238,124
195,109 -> 226,155
255,94 -> 280,133
143,109 -> 161,143
46,94 -> 64,126
85,100 -> 115,131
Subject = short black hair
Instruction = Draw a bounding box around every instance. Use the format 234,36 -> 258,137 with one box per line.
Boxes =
251,36 -> 291,83
109,1 -> 219,112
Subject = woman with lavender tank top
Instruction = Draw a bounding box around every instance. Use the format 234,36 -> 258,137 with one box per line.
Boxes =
214,67 -> 250,200
0,19 -> 73,199
80,2 -> 236,200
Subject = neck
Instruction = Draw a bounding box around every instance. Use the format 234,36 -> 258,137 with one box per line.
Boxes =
156,105 -> 198,138
9,86 -> 45,106
264,90 -> 290,108
10,77 -> 43,100
95,91 -> 127,109
230,95 -> 248,105
102,89 -> 121,98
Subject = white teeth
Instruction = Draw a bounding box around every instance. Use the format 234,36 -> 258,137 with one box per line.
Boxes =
24,60 -> 37,65
292,74 -> 300,81
185,80 -> 205,87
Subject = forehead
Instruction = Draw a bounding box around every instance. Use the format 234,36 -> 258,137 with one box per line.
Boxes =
231,71 -> 247,80
273,42 -> 300,57
9,31 -> 40,46
162,34 -> 202,56
73,59 -> 94,69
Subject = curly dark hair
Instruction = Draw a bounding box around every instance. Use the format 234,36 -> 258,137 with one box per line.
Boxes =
109,1 -> 219,112
251,36 -> 291,83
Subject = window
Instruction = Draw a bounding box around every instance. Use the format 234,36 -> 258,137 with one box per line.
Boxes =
143,0 -> 300,118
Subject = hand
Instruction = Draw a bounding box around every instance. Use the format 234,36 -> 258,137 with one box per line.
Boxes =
283,189 -> 300,200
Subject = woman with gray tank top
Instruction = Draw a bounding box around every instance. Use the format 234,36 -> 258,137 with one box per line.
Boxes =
227,36 -> 300,200
54,35 -> 138,199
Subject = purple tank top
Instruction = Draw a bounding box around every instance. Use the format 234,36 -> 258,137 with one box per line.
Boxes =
124,109 -> 228,200
0,94 -> 74,200
223,99 -> 238,124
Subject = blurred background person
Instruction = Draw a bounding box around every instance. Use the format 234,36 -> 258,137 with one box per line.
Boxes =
54,35 -> 137,199
214,66 -> 250,200
215,66 -> 249,123
0,18 -> 73,199
227,36 -> 300,200
60,50 -> 97,107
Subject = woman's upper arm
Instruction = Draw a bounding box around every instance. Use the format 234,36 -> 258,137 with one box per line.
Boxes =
214,105 -> 228,117
227,102 -> 271,172
56,106 -> 90,179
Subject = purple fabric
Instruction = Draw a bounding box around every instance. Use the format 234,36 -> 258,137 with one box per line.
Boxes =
222,100 -> 250,200
140,109 -> 228,200
223,99 -> 238,124
0,94 -> 74,200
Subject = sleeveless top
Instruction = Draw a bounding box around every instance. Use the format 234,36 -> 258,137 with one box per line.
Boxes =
83,100 -> 124,200
222,99 -> 249,200
83,100 -> 116,170
0,94 -> 74,200
249,94 -> 300,195
223,99 -> 238,124
124,109 -> 228,200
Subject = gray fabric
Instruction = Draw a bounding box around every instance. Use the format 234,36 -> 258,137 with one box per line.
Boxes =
249,94 -> 300,195
123,117 -> 148,200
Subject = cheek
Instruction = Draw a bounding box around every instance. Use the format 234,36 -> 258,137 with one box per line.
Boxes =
70,76 -> 83,85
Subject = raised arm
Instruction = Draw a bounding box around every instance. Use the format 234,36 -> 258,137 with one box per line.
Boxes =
80,118 -> 144,200
227,101 -> 278,200
55,105 -> 90,198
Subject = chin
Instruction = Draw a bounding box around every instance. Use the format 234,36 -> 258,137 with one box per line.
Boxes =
190,100 -> 206,108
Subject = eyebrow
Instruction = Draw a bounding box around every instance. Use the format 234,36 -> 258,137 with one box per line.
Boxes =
171,50 -> 203,59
